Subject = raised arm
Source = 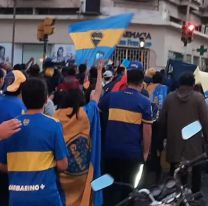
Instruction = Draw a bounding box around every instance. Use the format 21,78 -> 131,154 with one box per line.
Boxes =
90,61 -> 104,103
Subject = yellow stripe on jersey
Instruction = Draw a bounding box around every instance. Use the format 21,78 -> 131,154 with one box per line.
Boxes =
109,108 -> 142,124
7,151 -> 56,172
42,114 -> 59,122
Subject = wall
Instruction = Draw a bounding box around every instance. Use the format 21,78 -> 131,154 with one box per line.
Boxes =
0,18 -> 75,44
0,0 -> 80,8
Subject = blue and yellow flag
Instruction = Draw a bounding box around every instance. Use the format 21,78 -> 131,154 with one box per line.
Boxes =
69,13 -> 134,67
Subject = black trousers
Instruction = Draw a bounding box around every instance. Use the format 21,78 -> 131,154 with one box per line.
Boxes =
170,163 -> 201,193
0,172 -> 9,206
103,158 -> 142,206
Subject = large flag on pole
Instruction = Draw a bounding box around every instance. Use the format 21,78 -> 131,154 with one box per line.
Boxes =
69,13 -> 134,67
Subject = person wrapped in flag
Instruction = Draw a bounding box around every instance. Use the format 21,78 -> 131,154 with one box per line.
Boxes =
54,61 -> 104,206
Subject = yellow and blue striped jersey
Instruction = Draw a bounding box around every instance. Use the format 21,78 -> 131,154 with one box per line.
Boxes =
99,88 -> 153,160
0,113 -> 68,206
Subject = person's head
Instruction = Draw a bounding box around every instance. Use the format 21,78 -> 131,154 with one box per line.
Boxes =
194,83 -> 204,96
116,66 -> 125,76
59,88 -> 85,119
153,71 -> 163,84
28,64 -> 40,77
3,70 -> 26,96
103,70 -> 113,83
13,64 -> 26,71
62,66 -> 76,77
0,63 -> 12,72
78,64 -> 87,74
127,69 -> 144,90
0,69 -> 5,89
145,67 -> 156,78
90,66 -> 97,78
21,78 -> 48,110
57,47 -> 64,57
178,72 -> 195,87
0,46 -> 5,59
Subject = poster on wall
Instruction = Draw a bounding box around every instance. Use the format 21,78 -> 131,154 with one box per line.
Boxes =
51,44 -> 76,65
0,43 -> 12,64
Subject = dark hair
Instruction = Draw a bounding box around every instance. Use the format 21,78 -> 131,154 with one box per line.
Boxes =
178,72 -> 195,87
13,64 -> 26,71
22,78 -> 48,109
28,64 -> 40,77
90,66 -> 97,79
4,87 -> 23,96
0,69 -> 4,78
127,69 -> 144,85
79,64 -> 87,74
153,71 -> 163,84
104,77 -> 112,82
62,66 -> 76,77
59,88 -> 85,119
13,64 -> 21,70
43,60 -> 54,70
117,66 -> 125,75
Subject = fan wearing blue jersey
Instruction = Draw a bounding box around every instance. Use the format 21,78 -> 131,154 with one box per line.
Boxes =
0,78 -> 68,206
99,69 -> 153,206
0,69 -> 26,206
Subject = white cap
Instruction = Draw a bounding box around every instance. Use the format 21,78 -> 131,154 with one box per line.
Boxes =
103,70 -> 113,78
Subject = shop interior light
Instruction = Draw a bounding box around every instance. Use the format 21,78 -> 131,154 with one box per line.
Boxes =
140,41 -> 145,48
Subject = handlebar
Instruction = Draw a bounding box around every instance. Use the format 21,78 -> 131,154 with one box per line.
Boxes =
181,153 -> 207,169
174,152 -> 208,186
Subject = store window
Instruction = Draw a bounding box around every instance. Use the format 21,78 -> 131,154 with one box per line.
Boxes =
112,47 -> 150,70
201,58 -> 208,71
22,44 -> 52,68
193,56 -> 200,66
168,50 -> 183,61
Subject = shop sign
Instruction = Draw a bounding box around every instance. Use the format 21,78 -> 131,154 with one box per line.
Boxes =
118,31 -> 152,48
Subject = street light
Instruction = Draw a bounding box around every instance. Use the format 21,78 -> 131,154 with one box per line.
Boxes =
11,0 -> 17,66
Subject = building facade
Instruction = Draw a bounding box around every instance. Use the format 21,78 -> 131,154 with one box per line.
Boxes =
0,0 -> 208,69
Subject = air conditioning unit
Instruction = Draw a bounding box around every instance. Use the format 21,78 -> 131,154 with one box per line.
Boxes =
81,0 -> 100,15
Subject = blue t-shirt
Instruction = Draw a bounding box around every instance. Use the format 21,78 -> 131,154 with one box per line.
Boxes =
0,113 -> 68,206
0,95 -> 26,123
99,88 -> 153,160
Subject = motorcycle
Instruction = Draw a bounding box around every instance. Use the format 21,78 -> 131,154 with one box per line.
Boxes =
92,121 -> 207,206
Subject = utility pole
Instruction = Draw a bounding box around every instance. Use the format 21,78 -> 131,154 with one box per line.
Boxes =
43,36 -> 48,62
11,0 -> 17,66
183,0 -> 192,62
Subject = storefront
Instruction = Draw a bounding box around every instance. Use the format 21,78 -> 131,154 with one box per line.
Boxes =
112,31 -> 152,70
0,18 -> 208,70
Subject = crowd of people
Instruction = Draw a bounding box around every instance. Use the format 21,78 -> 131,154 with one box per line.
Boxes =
0,58 -> 208,206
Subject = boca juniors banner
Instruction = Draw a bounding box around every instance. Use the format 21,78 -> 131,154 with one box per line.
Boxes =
69,13 -> 134,67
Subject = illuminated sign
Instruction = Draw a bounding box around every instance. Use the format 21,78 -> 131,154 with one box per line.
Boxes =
118,31 -> 152,48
